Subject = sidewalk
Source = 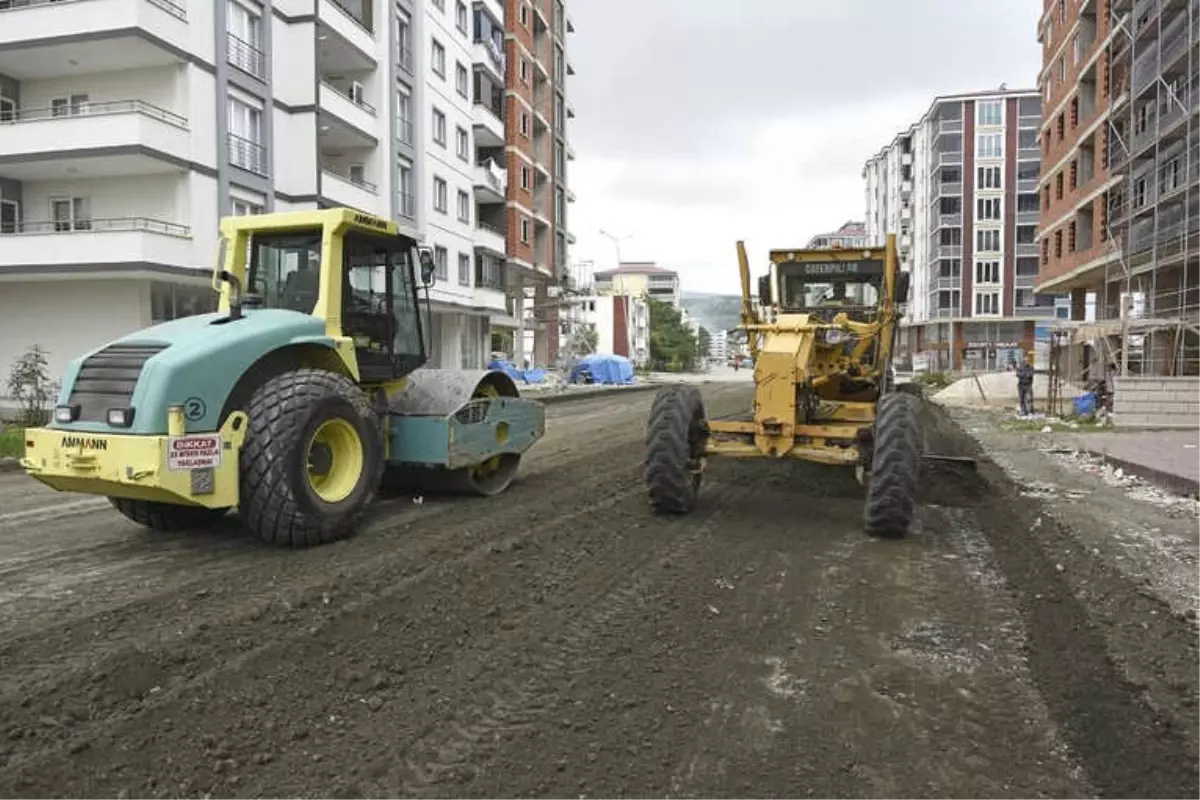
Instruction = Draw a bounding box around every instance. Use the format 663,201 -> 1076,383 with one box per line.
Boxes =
1064,428 -> 1200,496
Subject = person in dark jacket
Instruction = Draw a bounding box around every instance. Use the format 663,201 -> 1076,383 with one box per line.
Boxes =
1016,354 -> 1035,415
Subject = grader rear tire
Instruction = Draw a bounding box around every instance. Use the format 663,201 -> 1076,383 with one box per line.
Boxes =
644,385 -> 706,515
108,498 -> 229,531
863,391 -> 922,538
239,368 -> 384,547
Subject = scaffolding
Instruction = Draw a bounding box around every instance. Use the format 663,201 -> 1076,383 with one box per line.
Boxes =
1103,0 -> 1200,376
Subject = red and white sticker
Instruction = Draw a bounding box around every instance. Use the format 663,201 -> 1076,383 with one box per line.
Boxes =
167,434 -> 221,470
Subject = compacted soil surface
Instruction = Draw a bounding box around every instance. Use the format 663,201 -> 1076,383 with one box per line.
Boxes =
0,384 -> 1194,798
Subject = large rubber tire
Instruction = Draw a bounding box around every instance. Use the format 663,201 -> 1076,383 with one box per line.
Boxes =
863,391 -> 922,538
108,497 -> 229,531
644,385 -> 707,515
239,369 -> 384,547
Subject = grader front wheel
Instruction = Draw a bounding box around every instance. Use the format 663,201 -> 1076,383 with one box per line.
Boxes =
863,391 -> 922,538
644,385 -> 707,515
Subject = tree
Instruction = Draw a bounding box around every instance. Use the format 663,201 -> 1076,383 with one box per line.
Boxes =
564,323 -> 599,359
6,344 -> 58,428
647,296 -> 698,372
696,326 -> 712,361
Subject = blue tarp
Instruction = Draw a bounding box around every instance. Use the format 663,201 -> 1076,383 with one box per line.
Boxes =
568,354 -> 636,385
487,359 -> 547,384
1073,392 -> 1098,416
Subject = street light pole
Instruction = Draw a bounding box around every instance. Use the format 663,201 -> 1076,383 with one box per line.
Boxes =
598,229 -> 627,267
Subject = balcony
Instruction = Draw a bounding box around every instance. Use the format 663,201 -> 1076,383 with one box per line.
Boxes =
0,100 -> 189,180
901,151 -> 913,166
933,245 -> 963,259
930,277 -> 962,290
1017,211 -> 1040,225
1017,146 -> 1041,162
472,100 -> 504,148
932,212 -> 963,228
901,179 -> 913,194
932,307 -> 961,319
1017,177 -> 1039,192
321,167 -> 378,213
1018,114 -> 1041,128
475,252 -> 506,291
472,38 -> 505,82
936,118 -> 963,135
0,0 -> 189,79
474,222 -> 505,256
1014,243 -> 1040,257
932,181 -> 964,197
228,132 -> 267,176
318,0 -> 375,62
473,159 -> 507,203
938,150 -> 962,165
0,216 -> 193,270
319,80 -> 377,139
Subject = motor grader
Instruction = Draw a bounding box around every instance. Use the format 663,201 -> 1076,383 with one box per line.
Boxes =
644,234 -> 926,538
21,207 -> 545,547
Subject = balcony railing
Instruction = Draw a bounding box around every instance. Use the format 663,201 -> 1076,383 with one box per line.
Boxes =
321,79 -> 376,115
227,32 -> 266,80
932,307 -> 961,318
1017,146 -> 1041,161
932,212 -> 962,228
931,277 -> 961,290
473,98 -> 503,121
936,118 -> 963,135
323,166 -> 377,193
0,217 -> 190,236
1017,211 -> 1040,225
228,132 -> 268,176
933,181 -> 964,196
0,0 -> 187,18
938,150 -> 962,165
475,254 -> 506,290
1014,243 -> 1039,257
397,118 -> 413,144
0,98 -> 187,127
933,245 -> 963,259
1017,178 -> 1038,193
397,45 -> 413,72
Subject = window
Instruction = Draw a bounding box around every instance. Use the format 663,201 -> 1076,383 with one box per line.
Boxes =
1072,31 -> 1083,65
977,133 -> 1002,159
520,165 -> 531,190
434,245 -> 448,281
977,165 -> 1002,190
519,3 -> 528,26
458,251 -> 471,285
457,189 -> 470,223
976,100 -> 1002,126
455,0 -> 468,33
50,196 -> 91,231
396,158 -> 414,218
975,260 -> 1000,284
396,12 -> 412,69
396,87 -> 412,143
227,94 -> 265,174
455,62 -> 468,97
455,125 -> 469,160
520,58 -> 528,84
977,197 -> 1001,220
431,0 -> 444,10
520,217 -> 530,243
432,106 -> 446,145
974,291 -> 1000,315
976,229 -> 1000,252
433,176 -> 447,213
226,0 -> 264,78
431,38 -> 445,77
50,94 -> 88,117
230,197 -> 264,216
520,112 -> 529,136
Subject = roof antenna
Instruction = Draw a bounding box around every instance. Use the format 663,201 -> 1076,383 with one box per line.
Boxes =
999,81 -> 1008,90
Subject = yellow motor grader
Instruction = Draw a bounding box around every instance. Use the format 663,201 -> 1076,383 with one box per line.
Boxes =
643,234 -> 933,538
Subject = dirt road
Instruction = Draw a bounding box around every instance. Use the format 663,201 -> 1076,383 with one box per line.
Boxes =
0,385 -> 1195,798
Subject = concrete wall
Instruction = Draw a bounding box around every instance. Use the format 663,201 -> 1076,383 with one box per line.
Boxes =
1113,376 -> 1200,428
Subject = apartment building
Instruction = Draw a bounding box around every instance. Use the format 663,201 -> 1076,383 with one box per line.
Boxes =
593,262 -> 682,308
864,89 -> 1064,372
0,0 -> 513,382
805,220 -> 869,249
1035,0 -> 1198,375
502,0 -> 575,369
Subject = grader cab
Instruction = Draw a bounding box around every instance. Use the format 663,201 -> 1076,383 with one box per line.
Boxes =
22,208 -> 545,548
644,233 -> 927,538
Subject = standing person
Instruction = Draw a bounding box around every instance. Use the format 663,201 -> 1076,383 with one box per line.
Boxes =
1016,354 -> 1035,416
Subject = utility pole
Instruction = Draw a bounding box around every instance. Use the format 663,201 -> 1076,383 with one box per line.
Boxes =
598,229 -> 629,267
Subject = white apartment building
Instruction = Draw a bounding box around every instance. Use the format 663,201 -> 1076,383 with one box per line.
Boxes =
863,89 -> 1063,372
0,0 -> 507,383
558,293 -> 648,366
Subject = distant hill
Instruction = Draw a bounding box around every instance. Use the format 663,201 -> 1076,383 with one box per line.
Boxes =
680,292 -> 743,337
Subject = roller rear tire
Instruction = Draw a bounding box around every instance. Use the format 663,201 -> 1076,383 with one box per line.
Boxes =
108,497 -> 229,531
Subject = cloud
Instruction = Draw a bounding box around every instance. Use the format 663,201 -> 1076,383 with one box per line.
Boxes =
563,0 -> 1044,293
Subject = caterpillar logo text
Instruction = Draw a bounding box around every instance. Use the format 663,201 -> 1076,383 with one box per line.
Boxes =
61,436 -> 108,451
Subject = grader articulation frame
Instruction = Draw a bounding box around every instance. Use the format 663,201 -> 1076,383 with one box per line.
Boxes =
644,233 -> 927,538
22,208 -> 545,547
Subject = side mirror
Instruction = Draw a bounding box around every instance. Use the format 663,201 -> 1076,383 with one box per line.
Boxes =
417,247 -> 437,287
756,274 -> 771,304
895,272 -> 911,302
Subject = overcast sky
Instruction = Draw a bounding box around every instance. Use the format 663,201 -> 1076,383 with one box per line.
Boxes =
565,0 -> 1043,295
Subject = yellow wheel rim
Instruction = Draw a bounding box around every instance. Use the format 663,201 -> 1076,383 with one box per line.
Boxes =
469,381 -> 503,478
306,418 -> 365,504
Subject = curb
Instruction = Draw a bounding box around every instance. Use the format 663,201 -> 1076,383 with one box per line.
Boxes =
1086,450 -> 1200,498
529,383 -> 662,405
